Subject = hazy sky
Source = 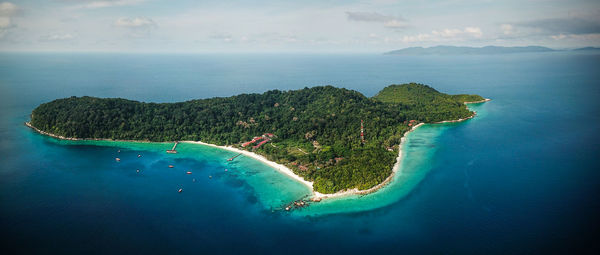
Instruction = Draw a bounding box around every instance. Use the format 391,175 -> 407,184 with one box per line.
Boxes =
1,0 -> 599,52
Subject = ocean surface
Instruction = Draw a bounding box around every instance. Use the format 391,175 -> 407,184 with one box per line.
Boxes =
1,52 -> 599,254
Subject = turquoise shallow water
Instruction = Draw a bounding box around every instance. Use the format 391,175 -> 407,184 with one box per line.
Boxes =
1,53 -> 599,254
39,139 -> 313,211
296,102 -> 487,216
22,100 -> 487,217
29,104 -> 483,217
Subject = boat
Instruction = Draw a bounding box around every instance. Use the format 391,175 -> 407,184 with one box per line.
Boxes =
178,188 -> 183,193
168,165 -> 174,168
136,169 -> 140,173
115,158 -> 120,162
186,171 -> 192,174
137,154 -> 141,158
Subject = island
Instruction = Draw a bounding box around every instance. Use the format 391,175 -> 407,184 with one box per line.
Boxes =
27,83 -> 488,197
384,45 -> 556,55
384,45 -> 600,55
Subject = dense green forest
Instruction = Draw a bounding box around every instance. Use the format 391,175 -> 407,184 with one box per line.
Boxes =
30,83 -> 483,193
373,84 -> 485,122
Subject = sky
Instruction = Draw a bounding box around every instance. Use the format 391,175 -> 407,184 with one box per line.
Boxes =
0,0 -> 599,53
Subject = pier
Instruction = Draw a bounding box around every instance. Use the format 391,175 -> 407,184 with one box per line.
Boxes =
283,195 -> 313,211
166,141 -> 178,153
284,199 -> 309,211
228,153 -> 242,161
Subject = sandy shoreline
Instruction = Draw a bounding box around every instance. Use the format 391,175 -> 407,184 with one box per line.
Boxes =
182,141 -> 316,192
25,121 -> 320,196
464,98 -> 491,104
25,121 -> 422,200
312,122 -> 425,200
433,98 -> 491,124
24,98 -> 489,200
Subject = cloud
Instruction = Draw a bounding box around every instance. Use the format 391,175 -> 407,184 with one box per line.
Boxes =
515,17 -> 600,35
114,17 -> 157,38
464,27 -> 482,37
383,20 -> 408,29
402,26 -> 483,43
210,33 -> 233,42
212,32 -> 300,44
75,0 -> 145,9
0,2 -> 18,39
0,1 -> 17,15
114,17 -> 156,28
500,24 -> 513,35
346,11 -> 401,22
39,33 -> 76,42
551,33 -> 600,41
430,27 -> 482,38
346,11 -> 408,29
431,28 -> 462,37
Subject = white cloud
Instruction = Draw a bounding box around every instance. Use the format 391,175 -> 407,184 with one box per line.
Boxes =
0,1 -> 17,15
402,27 -> 483,43
346,11 -> 401,22
209,33 -> 233,42
0,16 -> 9,28
501,24 -> 513,35
346,11 -> 408,30
432,28 -> 462,37
464,27 -> 482,37
114,17 -> 156,28
2,0 -> 596,52
551,33 -> 600,41
114,17 -> 157,38
0,2 -> 17,39
75,0 -> 145,9
384,20 -> 408,29
401,33 -> 432,43
39,33 -> 76,42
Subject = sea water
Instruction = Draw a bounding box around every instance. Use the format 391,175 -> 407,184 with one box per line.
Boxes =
1,52 -> 599,253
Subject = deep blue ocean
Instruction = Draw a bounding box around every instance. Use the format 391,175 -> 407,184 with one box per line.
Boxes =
1,52 -> 599,254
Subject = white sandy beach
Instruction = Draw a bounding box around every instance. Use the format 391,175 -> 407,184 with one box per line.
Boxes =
189,121 -> 425,200
182,141 -> 316,191
307,122 -> 426,200
25,98 -> 487,200
464,98 -> 491,104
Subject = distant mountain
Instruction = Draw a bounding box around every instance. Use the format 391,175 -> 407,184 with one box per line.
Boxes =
573,47 -> 600,51
384,45 -> 557,55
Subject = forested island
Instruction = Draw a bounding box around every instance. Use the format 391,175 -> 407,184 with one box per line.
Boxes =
29,83 -> 485,194
384,45 -> 556,55
384,45 -> 600,55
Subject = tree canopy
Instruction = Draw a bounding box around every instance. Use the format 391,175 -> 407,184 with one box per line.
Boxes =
30,83 -> 483,194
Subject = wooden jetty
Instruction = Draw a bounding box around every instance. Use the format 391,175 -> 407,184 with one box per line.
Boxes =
228,153 -> 242,161
166,141 -> 178,153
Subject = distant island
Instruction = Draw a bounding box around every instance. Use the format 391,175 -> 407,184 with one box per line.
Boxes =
572,47 -> 600,51
384,45 -> 599,55
27,83 -> 488,196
